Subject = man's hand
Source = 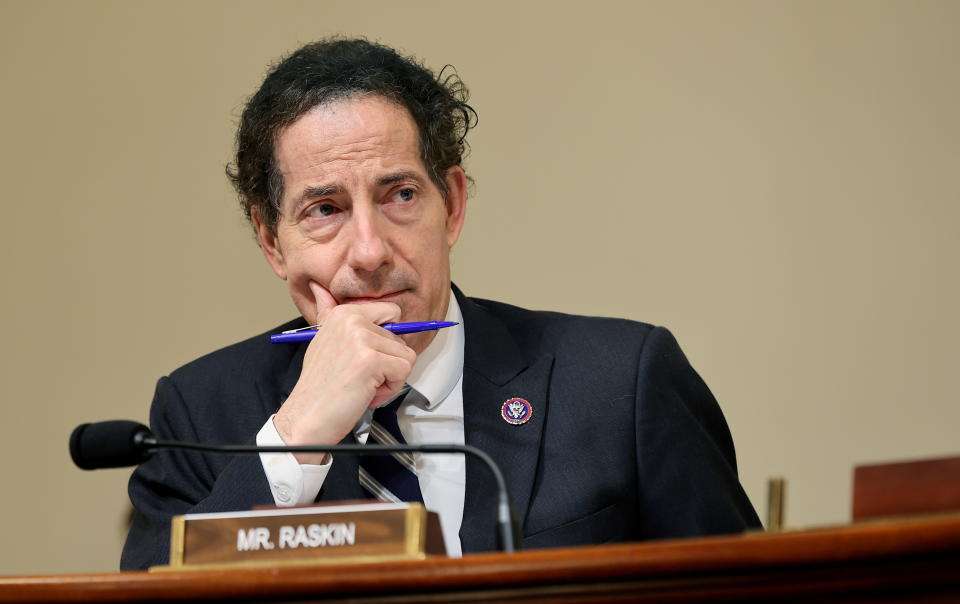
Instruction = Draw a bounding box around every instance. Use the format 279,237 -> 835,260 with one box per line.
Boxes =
273,281 -> 416,464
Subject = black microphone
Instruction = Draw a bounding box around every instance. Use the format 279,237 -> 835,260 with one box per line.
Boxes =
70,420 -> 154,469
69,420 -> 521,553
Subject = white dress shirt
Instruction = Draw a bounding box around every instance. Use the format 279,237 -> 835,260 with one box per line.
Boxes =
257,292 -> 466,556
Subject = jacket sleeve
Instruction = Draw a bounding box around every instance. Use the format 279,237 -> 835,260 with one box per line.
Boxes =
120,376 -> 275,570
634,327 -> 761,538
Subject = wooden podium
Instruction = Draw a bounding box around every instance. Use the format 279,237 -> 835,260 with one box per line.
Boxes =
3,513 -> 960,603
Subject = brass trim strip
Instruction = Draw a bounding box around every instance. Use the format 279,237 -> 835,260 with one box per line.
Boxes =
169,515 -> 186,568
404,504 -> 427,558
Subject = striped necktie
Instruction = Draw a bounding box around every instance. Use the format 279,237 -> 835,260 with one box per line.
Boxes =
358,386 -> 424,503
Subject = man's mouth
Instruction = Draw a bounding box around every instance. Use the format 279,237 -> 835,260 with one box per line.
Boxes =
339,290 -> 406,304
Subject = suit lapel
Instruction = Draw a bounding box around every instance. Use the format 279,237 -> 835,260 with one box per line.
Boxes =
457,291 -> 553,552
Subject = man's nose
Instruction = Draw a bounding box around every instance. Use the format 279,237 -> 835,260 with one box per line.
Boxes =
345,210 -> 391,272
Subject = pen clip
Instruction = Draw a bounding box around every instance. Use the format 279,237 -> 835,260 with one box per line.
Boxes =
280,324 -> 321,334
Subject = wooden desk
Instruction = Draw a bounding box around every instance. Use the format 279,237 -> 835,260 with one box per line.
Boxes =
3,513 -> 960,603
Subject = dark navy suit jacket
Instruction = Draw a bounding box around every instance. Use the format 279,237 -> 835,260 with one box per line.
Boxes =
121,290 -> 760,570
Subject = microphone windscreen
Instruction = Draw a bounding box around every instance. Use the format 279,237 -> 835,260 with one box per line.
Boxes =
70,420 -> 154,470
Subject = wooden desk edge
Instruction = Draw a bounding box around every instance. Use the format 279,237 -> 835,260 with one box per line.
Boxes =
3,512 -> 960,603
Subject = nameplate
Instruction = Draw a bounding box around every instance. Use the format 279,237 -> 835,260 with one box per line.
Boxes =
155,502 -> 445,571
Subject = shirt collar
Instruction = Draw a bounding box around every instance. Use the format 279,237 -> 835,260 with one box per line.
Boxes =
405,289 -> 464,410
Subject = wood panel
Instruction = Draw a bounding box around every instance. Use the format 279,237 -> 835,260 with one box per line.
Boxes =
853,455 -> 960,521
3,513 -> 960,603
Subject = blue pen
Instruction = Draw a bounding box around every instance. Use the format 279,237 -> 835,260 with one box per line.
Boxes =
270,321 -> 458,343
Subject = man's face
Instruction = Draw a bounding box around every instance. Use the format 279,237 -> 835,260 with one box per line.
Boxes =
254,95 -> 467,354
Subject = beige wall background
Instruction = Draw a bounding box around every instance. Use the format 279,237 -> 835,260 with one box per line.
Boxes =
1,0 -> 957,574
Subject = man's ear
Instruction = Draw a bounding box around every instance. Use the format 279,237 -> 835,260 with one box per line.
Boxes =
252,207 -> 288,280
443,166 -> 468,248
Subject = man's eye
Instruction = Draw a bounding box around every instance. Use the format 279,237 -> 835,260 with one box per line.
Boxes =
395,188 -> 416,202
307,203 -> 339,218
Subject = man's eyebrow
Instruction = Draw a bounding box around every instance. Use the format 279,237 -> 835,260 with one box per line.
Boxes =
300,184 -> 342,199
377,171 -> 424,186
291,173 -> 422,210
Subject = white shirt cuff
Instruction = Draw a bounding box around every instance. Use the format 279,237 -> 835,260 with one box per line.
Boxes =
256,414 -> 330,506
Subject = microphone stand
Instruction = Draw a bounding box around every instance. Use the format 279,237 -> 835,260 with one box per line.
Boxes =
138,434 -> 521,553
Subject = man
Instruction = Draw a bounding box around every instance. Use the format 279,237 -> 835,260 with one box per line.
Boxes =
121,38 -> 760,570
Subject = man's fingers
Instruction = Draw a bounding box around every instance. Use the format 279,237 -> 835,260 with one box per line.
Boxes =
290,284 -> 415,443
309,281 -> 339,323
374,332 -> 417,366
369,356 -> 415,408
349,327 -> 416,367
370,382 -> 406,409
324,301 -> 403,329
310,280 -> 405,328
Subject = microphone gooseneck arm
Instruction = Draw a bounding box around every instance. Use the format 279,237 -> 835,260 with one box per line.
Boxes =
140,436 -> 520,553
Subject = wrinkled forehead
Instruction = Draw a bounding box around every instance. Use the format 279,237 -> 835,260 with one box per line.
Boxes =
276,93 -> 419,157
274,95 -> 425,188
